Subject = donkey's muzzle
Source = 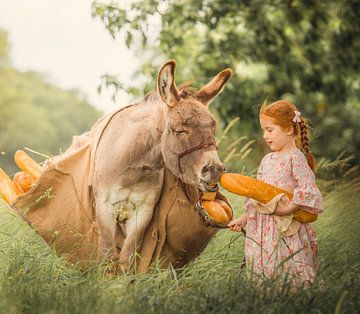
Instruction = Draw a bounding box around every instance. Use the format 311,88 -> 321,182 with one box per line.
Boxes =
201,163 -> 225,180
200,163 -> 225,192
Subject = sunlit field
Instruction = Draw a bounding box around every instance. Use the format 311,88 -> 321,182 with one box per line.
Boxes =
0,172 -> 359,313
1,1 -> 359,313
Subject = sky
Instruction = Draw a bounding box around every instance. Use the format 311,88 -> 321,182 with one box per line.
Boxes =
0,0 -> 139,113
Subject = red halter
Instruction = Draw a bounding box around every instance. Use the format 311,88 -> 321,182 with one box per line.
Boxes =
176,139 -> 217,180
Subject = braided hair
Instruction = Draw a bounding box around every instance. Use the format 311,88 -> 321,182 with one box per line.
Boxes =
260,100 -> 316,171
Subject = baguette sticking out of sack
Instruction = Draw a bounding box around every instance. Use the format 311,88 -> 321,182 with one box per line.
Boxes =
14,150 -> 43,181
13,171 -> 34,195
220,173 -> 317,223
0,168 -> 18,203
203,199 -> 233,224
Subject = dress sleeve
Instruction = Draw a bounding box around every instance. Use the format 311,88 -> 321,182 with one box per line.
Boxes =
290,152 -> 323,214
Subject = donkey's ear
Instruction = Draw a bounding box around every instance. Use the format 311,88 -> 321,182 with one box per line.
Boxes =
195,69 -> 233,106
157,60 -> 180,108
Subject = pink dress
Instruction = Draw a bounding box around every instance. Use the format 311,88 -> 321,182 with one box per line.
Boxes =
244,148 -> 323,286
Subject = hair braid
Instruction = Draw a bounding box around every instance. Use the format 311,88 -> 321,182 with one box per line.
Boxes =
299,118 -> 316,171
299,118 -> 309,153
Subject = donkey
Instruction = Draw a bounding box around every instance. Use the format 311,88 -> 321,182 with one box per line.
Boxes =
93,61 -> 232,268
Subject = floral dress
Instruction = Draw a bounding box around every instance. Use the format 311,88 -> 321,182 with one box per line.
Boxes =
244,148 -> 323,286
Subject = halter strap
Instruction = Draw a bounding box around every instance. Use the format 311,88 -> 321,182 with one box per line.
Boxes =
175,139 -> 217,180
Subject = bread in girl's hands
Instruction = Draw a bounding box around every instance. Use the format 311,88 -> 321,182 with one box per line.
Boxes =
220,173 -> 317,223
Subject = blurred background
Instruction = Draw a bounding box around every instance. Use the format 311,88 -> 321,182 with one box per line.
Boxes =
0,2 -> 359,312
0,0 -> 359,175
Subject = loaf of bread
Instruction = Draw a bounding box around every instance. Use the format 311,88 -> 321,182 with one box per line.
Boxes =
220,173 -> 317,223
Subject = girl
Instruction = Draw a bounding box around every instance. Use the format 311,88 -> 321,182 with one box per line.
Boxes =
229,100 -> 323,287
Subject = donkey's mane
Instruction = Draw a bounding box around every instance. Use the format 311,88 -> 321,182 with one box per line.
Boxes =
142,81 -> 197,105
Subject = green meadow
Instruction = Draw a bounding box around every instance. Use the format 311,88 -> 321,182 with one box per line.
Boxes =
0,173 -> 359,313
1,2 -> 359,312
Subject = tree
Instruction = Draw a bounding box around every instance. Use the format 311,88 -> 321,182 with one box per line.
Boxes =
0,30 -> 102,174
92,0 -> 360,163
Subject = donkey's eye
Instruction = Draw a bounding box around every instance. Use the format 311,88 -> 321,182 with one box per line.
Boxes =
174,129 -> 187,134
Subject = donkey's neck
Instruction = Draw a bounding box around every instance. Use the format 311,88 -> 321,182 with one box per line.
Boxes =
123,98 -> 166,170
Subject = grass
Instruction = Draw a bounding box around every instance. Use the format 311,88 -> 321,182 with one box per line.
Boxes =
0,176 -> 359,313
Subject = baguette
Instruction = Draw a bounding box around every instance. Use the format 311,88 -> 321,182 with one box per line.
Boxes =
14,150 -> 42,180
220,173 -> 317,223
0,168 -> 18,203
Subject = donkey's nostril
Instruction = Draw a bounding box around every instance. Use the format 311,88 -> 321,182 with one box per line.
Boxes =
202,163 -> 225,177
215,164 -> 225,175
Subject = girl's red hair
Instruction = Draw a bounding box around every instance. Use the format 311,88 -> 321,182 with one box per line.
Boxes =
260,100 -> 316,171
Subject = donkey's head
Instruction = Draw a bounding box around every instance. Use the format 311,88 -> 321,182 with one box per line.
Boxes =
157,61 -> 232,192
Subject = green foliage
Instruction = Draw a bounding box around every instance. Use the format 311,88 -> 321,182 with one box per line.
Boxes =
0,30 -> 102,174
216,117 -> 259,174
92,0 -> 360,163
0,174 -> 359,313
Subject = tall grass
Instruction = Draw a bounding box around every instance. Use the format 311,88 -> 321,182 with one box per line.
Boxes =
0,171 -> 359,313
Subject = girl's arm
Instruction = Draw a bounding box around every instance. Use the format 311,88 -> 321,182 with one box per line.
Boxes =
228,154 -> 269,230
228,212 -> 248,232
290,152 -> 323,214
274,198 -> 299,216
276,152 -> 323,216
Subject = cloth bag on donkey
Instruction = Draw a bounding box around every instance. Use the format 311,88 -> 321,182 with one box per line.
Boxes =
11,107 -> 231,272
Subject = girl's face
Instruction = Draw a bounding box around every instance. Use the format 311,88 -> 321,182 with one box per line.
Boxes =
259,115 -> 296,153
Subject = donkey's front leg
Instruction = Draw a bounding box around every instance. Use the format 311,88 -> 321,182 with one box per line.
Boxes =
120,202 -> 156,269
96,199 -> 119,262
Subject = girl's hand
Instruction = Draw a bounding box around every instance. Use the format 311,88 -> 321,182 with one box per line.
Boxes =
228,213 -> 247,232
274,198 -> 298,216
